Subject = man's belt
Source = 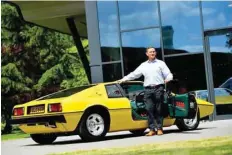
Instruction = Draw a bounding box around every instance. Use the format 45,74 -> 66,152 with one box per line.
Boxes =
145,84 -> 165,89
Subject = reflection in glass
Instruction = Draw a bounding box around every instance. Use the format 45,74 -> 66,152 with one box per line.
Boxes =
118,1 -> 159,30
202,1 -> 232,30
103,63 -> 122,82
209,32 -> 232,115
97,1 -> 121,62
160,1 -> 203,55
121,28 -> 161,76
165,54 -> 207,92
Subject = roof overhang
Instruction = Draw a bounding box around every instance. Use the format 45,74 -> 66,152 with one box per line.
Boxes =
7,1 -> 87,38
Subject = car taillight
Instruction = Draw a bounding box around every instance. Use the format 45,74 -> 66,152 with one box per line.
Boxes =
13,107 -> 24,116
48,103 -> 62,112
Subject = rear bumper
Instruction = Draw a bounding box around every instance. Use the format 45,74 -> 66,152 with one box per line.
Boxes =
10,112 -> 83,134
10,115 -> 66,125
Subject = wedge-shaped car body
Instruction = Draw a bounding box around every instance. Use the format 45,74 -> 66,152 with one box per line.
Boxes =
11,81 -> 214,144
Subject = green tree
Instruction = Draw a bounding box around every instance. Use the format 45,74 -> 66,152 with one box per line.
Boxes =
1,63 -> 32,134
1,2 -> 89,134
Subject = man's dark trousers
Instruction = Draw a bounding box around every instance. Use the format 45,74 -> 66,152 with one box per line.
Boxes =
144,85 -> 165,131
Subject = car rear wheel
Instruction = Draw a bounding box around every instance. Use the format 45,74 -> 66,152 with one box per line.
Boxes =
129,129 -> 146,136
176,109 -> 200,131
79,111 -> 108,142
30,134 -> 57,144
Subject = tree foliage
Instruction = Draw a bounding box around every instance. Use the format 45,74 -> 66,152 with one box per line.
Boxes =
1,2 -> 89,134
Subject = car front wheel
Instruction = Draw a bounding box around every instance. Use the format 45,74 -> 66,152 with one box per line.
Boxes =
176,109 -> 200,131
79,111 -> 108,142
30,134 -> 57,144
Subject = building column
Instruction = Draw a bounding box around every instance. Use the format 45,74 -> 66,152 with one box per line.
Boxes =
85,1 -> 103,83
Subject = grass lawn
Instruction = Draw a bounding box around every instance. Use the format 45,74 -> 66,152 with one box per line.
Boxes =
50,136 -> 232,155
1,131 -> 29,141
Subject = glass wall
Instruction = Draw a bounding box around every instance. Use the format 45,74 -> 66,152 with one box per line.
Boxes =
96,1 -> 232,117
202,1 -> 232,116
202,1 -> 232,30
118,1 -> 161,79
121,28 -> 161,76
208,31 -> 232,115
97,1 -> 122,82
102,63 -> 122,82
97,1 -> 121,62
160,1 -> 203,55
118,1 -> 159,30
160,1 -> 207,92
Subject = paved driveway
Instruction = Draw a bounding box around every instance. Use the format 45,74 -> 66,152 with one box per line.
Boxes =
2,119 -> 232,155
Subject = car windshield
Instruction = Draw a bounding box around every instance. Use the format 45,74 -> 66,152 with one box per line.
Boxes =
37,85 -> 95,100
197,88 -> 232,99
215,88 -> 232,96
197,90 -> 208,99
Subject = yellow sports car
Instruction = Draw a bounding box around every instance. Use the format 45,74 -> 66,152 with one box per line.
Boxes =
11,81 -> 214,144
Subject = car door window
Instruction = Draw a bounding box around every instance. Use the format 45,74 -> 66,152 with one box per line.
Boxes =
105,85 -> 123,98
120,83 -> 144,100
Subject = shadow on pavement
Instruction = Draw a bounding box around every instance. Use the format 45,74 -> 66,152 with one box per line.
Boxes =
24,127 -> 215,146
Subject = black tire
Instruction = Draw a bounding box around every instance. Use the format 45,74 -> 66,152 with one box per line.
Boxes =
78,110 -> 108,142
129,129 -> 146,136
30,134 -> 57,144
176,109 -> 200,131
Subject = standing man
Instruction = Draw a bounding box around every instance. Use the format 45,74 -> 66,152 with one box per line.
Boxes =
118,47 -> 173,136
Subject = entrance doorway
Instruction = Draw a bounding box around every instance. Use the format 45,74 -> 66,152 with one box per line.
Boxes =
204,27 -> 232,120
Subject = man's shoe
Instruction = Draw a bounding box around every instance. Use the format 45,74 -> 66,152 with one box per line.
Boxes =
157,130 -> 163,135
145,130 -> 156,136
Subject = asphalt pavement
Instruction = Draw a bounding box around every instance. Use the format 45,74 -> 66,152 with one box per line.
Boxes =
2,119 -> 232,155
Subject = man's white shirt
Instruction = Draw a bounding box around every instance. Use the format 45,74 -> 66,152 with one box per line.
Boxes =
121,59 -> 173,87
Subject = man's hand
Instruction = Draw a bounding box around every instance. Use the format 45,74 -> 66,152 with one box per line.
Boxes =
117,79 -> 124,84
164,80 -> 169,84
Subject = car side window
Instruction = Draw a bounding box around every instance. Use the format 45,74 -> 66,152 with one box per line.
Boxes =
105,85 -> 123,98
121,83 -> 144,100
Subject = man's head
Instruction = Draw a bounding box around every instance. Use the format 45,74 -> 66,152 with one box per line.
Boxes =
146,47 -> 157,60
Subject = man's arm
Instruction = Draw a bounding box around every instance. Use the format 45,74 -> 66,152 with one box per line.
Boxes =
120,64 -> 143,82
161,62 -> 173,83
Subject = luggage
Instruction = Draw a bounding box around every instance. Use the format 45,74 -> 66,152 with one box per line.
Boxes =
164,92 -> 198,119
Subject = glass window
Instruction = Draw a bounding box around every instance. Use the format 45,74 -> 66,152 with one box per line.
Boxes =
219,77 -> 232,91
215,88 -> 232,96
97,1 -> 121,62
164,54 -> 207,93
105,84 -> 123,98
120,83 -> 144,100
160,1 -> 203,55
102,63 -> 122,82
121,28 -> 161,76
208,32 -> 232,89
197,90 -> 208,100
202,1 -> 232,30
118,1 -> 159,30
207,31 -> 232,115
38,85 -> 95,100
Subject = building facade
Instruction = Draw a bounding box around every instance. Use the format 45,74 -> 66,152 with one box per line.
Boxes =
9,1 -> 232,118
86,1 -> 232,118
